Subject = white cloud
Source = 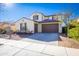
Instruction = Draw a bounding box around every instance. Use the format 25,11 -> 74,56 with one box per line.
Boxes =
4,3 -> 14,8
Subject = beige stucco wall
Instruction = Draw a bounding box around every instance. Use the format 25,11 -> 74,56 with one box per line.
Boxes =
44,16 -> 48,19
44,16 -> 52,20
38,24 -> 42,32
59,23 -> 62,33
48,16 -> 52,19
15,18 -> 35,33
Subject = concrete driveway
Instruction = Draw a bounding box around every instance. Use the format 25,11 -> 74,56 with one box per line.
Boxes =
22,33 -> 59,45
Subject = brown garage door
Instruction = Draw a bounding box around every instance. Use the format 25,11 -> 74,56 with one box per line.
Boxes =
42,24 -> 58,33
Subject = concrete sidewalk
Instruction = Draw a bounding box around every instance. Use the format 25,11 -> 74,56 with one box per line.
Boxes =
0,38 -> 79,56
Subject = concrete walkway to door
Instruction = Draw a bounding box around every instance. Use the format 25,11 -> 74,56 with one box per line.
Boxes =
22,33 -> 59,45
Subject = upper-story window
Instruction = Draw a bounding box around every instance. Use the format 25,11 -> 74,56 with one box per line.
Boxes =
52,16 -> 58,20
33,15 -> 39,20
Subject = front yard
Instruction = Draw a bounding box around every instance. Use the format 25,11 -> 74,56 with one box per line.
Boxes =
58,34 -> 79,49
59,19 -> 79,49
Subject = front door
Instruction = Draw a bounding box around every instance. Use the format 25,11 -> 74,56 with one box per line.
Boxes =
34,24 -> 38,33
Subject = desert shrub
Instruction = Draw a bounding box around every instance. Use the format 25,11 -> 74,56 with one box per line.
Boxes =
5,26 -> 14,34
0,29 -> 6,34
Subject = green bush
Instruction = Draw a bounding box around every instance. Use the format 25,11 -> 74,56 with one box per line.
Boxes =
68,27 -> 79,41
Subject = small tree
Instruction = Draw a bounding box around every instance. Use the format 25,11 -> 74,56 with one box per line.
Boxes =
62,13 -> 71,36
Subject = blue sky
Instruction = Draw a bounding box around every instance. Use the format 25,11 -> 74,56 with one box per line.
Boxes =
0,3 -> 79,22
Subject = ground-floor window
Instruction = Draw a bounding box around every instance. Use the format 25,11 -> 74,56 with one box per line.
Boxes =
20,23 -> 27,32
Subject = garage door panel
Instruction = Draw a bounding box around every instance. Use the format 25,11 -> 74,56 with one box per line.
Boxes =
42,24 -> 58,33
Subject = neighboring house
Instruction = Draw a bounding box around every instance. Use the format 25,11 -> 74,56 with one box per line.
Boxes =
10,24 -> 17,32
0,22 -> 10,30
14,12 -> 67,33
0,22 -> 16,32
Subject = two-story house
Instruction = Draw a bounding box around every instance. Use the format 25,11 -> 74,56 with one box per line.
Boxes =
14,12 -> 67,33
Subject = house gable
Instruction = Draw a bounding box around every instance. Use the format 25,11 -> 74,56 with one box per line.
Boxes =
14,17 -> 35,33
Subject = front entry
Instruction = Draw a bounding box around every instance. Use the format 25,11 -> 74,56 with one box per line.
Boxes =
34,24 -> 38,33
